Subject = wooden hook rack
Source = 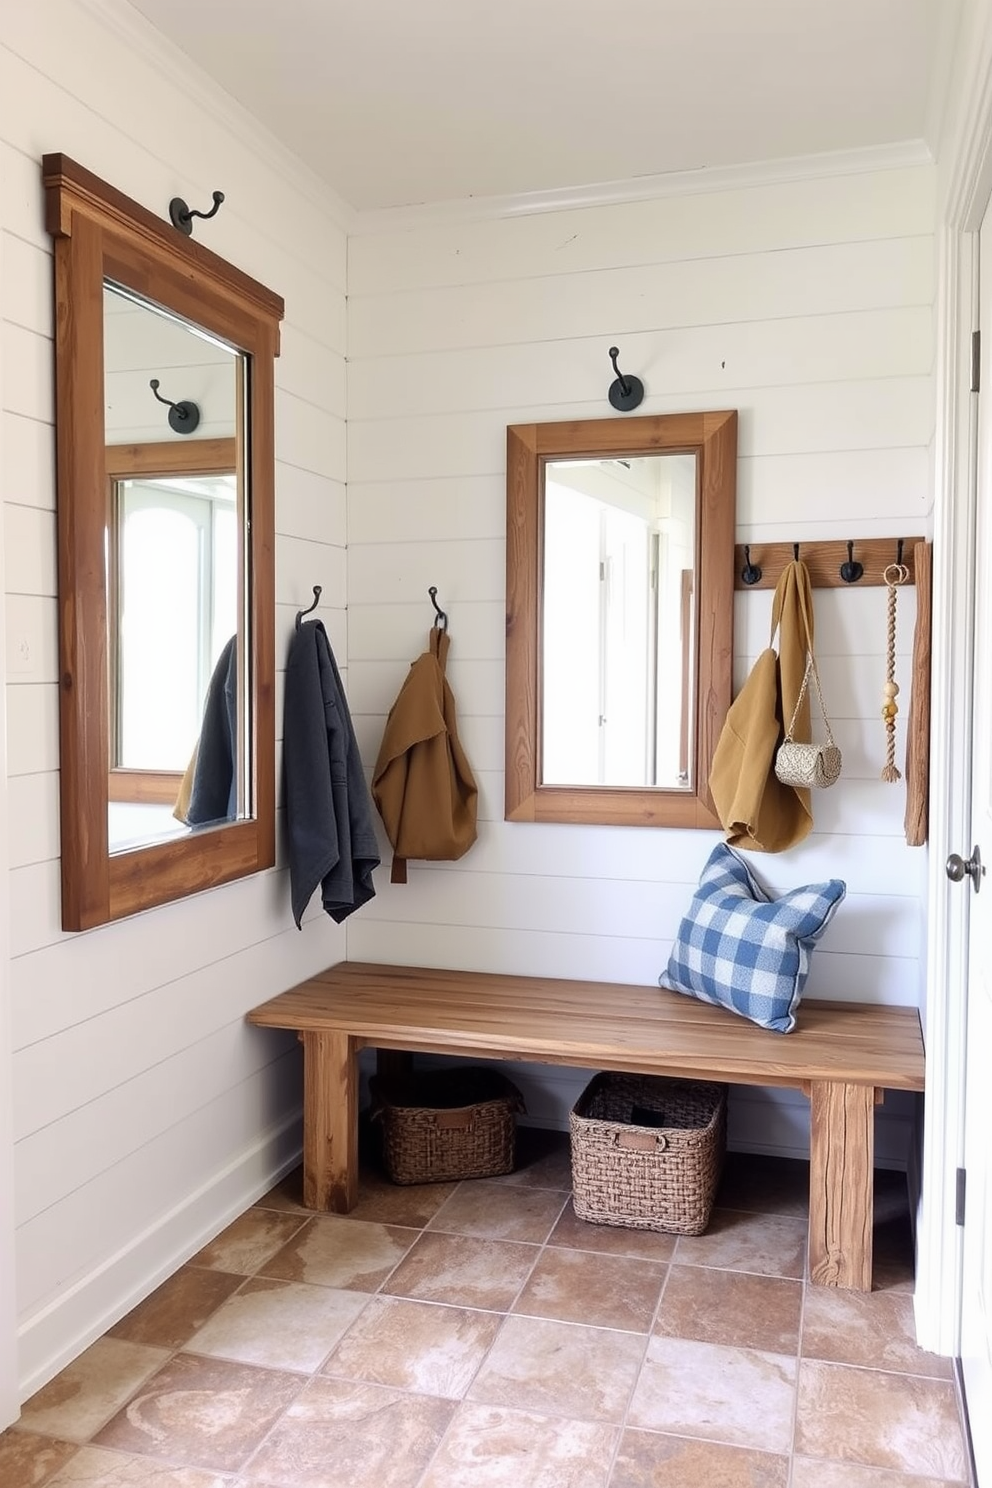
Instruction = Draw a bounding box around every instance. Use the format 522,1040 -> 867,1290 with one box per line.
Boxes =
733,537 -> 925,591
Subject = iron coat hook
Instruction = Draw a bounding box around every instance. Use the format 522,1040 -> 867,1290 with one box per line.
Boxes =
428,586 -> 448,632
741,546 -> 762,585
295,585 -> 322,631
169,189 -> 225,237
839,540 -> 864,583
149,378 -> 200,435
607,346 -> 645,413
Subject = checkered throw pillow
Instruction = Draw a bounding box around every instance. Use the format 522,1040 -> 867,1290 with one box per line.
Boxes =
662,844 -> 846,1034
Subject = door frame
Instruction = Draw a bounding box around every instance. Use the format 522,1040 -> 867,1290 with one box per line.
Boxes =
915,5 -> 992,1356
0,304 -> 17,1424
0,910 -> 15,1428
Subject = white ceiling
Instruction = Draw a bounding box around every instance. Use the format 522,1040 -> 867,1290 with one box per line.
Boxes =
125,0 -> 958,212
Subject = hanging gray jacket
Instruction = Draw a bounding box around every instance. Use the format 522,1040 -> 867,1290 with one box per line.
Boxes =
284,619 -> 380,925
184,635 -> 239,827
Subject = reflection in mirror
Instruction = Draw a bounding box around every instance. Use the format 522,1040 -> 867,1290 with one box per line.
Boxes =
106,447 -> 241,851
506,412 -> 737,830
103,285 -> 246,853
542,454 -> 696,790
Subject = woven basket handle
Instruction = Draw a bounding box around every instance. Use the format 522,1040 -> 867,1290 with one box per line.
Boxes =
614,1130 -> 668,1152
783,654 -> 836,748
432,1110 -> 474,1130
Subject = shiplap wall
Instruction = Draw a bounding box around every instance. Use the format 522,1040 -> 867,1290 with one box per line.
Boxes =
1,0 -> 352,1397
346,165 -> 935,1159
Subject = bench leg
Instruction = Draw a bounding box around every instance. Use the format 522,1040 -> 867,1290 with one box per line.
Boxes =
301,1029 -> 358,1213
808,1080 -> 874,1290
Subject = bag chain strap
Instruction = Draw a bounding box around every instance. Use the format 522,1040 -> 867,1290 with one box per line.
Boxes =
784,654 -> 836,747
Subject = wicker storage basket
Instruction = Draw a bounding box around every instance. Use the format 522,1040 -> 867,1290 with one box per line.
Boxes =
370,1066 -> 525,1185
570,1072 -> 727,1235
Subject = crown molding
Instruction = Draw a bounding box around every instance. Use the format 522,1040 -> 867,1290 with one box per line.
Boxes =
75,0 -> 358,234
351,140 -> 934,234
939,0 -> 992,228
924,0 -> 968,173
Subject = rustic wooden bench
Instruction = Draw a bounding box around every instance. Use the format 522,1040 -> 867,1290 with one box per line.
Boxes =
247,960 -> 925,1291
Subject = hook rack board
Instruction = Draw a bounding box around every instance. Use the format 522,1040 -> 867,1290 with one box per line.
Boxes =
733,537 -> 925,591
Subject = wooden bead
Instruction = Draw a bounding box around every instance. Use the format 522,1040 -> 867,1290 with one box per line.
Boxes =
882,702 -> 898,720
883,680 -> 899,698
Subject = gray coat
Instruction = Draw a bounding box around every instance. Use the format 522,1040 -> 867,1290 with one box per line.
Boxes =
284,619 -> 380,925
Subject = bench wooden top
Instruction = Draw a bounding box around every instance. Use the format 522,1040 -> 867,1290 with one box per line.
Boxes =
248,961 -> 925,1093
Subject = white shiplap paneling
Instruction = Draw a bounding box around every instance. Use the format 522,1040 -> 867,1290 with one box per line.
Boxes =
349,237 -> 933,360
0,0 -> 350,1398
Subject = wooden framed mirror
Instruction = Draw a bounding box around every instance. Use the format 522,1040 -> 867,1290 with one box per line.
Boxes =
43,154 -> 284,930
505,411 -> 737,829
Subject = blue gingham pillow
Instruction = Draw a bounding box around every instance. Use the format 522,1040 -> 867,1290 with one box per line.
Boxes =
661,844 -> 846,1034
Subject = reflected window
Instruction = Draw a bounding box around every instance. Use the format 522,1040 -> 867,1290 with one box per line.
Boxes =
115,475 -> 238,771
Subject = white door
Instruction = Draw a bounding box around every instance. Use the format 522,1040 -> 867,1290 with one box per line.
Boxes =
958,214 -> 992,1484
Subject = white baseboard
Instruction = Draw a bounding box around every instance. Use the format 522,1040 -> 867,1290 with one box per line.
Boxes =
17,1111 -> 303,1402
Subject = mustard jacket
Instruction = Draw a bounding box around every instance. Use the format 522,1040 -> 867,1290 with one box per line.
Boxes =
709,560 -> 815,853
372,627 -> 478,882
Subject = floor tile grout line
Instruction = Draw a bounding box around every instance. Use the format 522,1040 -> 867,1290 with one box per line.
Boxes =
58,1438 -> 242,1484
63,1213 -> 371,1476
109,1259 -> 317,1481
406,1173 -> 572,1488
786,1271 -> 809,1488
13,1335 -> 183,1452
221,1362 -> 312,1481
603,1245 -> 674,1486
227,1178 -> 440,1481
398,1173 -> 659,1487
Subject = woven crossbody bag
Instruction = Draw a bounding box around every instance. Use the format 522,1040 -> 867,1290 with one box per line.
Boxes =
775,654 -> 843,789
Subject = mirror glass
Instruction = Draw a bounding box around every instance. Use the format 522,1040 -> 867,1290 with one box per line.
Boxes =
542,453 -> 697,790
103,285 -> 246,853
505,412 -> 737,830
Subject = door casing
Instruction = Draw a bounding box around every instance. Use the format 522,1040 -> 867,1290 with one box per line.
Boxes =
915,6 -> 992,1356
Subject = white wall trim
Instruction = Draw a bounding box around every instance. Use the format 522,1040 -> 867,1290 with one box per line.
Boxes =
350,141 -> 933,233
923,0 -> 969,168
916,221 -> 976,1353
915,0 -> 992,1356
0,271 -> 20,1429
70,0 -> 355,234
16,1113 -> 301,1401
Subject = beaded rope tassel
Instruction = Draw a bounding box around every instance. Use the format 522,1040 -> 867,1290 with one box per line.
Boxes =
881,561 -> 910,783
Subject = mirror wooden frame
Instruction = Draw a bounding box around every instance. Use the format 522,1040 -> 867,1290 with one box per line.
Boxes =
43,154 -> 284,930
505,411 -> 737,829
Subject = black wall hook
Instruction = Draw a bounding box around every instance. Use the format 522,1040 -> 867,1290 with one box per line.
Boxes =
607,346 -> 645,413
428,585 -> 448,632
839,540 -> 864,583
169,189 -> 225,237
897,537 -> 904,566
295,585 -> 322,631
149,378 -> 200,435
793,542 -> 800,562
741,546 -> 762,585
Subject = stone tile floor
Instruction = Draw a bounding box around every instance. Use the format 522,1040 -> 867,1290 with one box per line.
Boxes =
0,1132 -> 973,1487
